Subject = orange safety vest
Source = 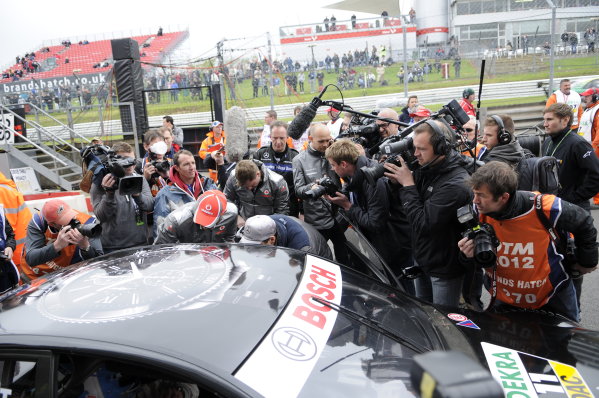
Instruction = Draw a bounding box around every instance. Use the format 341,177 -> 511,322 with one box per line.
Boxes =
199,131 -> 226,181
0,173 -> 32,266
481,194 -> 568,309
20,211 -> 94,281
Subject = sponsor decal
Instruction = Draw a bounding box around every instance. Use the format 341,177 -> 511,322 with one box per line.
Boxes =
482,342 -> 594,397
447,313 -> 467,322
1,72 -> 108,94
456,319 -> 480,330
235,256 -> 342,398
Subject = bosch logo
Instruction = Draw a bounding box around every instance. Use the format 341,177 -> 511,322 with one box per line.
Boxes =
271,327 -> 317,361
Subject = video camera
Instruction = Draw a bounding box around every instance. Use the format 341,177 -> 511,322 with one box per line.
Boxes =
80,144 -> 144,196
337,111 -> 381,150
305,176 -> 339,199
360,99 -> 471,185
456,204 -> 500,268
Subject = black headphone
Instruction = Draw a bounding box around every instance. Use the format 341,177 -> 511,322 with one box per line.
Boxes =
424,120 -> 450,156
491,115 -> 512,146
591,90 -> 599,103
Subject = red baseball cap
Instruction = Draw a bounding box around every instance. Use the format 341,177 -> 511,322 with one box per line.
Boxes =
580,88 -> 598,96
41,199 -> 77,225
193,190 -> 228,228
410,106 -> 431,117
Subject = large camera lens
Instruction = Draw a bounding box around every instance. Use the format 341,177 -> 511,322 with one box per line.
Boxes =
360,163 -> 386,185
474,234 -> 497,267
305,185 -> 326,199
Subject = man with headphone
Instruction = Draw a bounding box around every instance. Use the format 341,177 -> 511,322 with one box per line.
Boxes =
384,120 -> 472,307
478,114 -> 528,168
459,88 -> 476,117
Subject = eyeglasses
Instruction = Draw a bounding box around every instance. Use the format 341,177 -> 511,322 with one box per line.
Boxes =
464,128 -> 475,133
377,122 -> 390,128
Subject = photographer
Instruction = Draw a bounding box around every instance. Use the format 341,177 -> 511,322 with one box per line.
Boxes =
458,161 -> 598,322
384,120 -> 472,307
293,124 -> 348,264
139,129 -> 172,197
91,142 -> 154,253
325,139 -> 413,291
21,199 -> 103,282
477,114 -> 528,167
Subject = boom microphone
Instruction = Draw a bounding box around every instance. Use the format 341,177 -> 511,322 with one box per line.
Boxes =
288,85 -> 330,139
224,106 -> 248,163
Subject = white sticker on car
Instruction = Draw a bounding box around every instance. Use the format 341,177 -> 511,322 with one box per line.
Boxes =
481,342 -> 594,397
235,255 -> 342,398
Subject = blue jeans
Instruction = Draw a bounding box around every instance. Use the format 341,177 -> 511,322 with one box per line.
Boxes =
415,274 -> 464,308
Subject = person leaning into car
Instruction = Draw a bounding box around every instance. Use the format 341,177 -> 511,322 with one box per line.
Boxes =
21,199 -> 103,282
458,162 -> 598,322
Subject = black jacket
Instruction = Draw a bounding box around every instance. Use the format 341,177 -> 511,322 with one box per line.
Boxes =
399,107 -> 412,124
254,145 -> 299,198
343,156 -> 412,272
478,140 -> 527,168
541,127 -> 599,210
398,153 -> 472,278
481,191 -> 597,269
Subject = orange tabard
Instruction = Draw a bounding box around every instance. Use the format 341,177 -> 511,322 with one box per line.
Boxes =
481,194 -> 568,309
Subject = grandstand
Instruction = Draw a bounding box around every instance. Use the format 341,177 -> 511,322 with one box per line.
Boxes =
1,30 -> 188,86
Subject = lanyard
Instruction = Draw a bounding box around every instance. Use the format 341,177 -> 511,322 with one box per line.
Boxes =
545,131 -> 570,157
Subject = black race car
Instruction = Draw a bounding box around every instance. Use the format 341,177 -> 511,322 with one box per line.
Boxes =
0,243 -> 597,398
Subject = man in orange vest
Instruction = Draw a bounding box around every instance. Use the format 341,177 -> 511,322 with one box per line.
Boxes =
199,120 -> 226,181
21,199 -> 103,282
0,172 -> 32,268
458,161 -> 598,322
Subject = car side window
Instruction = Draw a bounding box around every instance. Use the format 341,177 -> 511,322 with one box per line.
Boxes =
0,360 -> 37,397
56,355 -> 213,398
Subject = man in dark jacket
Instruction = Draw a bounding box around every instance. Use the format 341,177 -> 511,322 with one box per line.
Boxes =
384,120 -> 472,307
478,114 -> 528,167
459,161 -> 597,322
239,214 -> 332,260
325,139 -> 414,292
542,103 -> 599,212
253,121 -> 300,216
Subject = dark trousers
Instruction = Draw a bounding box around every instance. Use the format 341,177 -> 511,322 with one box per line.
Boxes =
318,223 -> 349,265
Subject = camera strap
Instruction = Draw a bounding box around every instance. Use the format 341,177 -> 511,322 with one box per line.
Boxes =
534,194 -> 560,244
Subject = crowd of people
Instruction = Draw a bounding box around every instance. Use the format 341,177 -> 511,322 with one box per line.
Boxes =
1,78 -> 598,324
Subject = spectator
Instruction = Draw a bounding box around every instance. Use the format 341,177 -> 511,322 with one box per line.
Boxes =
257,110 -> 277,149
410,106 -> 432,123
459,161 -> 598,321
400,95 -> 419,124
153,150 -> 217,234
459,88 -> 476,117
326,107 -> 343,139
91,142 -> 154,253
460,116 -> 484,158
239,214 -> 332,260
384,120 -> 472,307
546,79 -> 583,131
159,126 -> 178,160
21,199 -> 103,282
155,190 -> 237,244
570,33 -> 578,54
224,159 -> 289,222
253,121 -> 300,217
162,115 -> 184,147
139,130 -> 171,197
199,121 -> 226,181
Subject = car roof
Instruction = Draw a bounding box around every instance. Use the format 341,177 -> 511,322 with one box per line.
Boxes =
0,244 -> 304,373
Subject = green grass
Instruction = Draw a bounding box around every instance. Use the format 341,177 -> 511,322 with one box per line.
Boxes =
32,54 -> 598,129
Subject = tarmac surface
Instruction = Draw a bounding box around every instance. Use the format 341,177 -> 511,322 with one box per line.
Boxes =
579,207 -> 599,330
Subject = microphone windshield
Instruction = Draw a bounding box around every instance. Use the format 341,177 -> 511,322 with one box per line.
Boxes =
224,106 -> 248,162
288,104 -> 317,140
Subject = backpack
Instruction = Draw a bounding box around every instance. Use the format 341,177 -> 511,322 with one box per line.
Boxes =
516,156 -> 560,194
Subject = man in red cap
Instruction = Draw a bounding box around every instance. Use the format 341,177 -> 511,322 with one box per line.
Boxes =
410,106 -> 432,123
21,199 -> 103,281
578,88 -> 599,205
326,107 -> 343,139
154,190 -> 238,244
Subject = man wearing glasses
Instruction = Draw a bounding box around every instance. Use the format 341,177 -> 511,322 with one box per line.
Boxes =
477,114 -> 528,169
375,108 -> 400,140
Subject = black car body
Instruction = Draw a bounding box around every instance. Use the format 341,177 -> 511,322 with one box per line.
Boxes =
0,244 -> 597,398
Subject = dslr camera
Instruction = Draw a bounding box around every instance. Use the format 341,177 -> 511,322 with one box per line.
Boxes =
149,151 -> 171,178
305,176 -> 339,199
457,204 -> 500,268
80,145 -> 144,196
67,218 -> 102,239
338,112 -> 382,151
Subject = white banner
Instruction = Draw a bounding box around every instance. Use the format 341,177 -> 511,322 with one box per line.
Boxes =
0,113 -> 15,144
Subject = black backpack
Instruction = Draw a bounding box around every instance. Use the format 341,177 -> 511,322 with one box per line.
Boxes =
516,156 -> 560,194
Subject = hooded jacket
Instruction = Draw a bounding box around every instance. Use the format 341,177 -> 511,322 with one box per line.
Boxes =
478,139 -> 527,168
224,161 -> 289,219
153,168 -> 217,235
292,145 -> 342,230
398,152 -> 472,278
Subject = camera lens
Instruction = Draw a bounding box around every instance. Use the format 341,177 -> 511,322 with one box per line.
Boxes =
474,234 -> 497,267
